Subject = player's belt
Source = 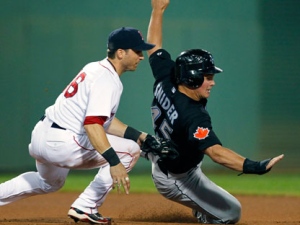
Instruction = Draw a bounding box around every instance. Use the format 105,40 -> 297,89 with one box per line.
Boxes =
40,115 -> 66,130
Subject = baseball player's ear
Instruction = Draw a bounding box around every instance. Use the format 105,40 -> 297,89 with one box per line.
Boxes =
116,49 -> 125,59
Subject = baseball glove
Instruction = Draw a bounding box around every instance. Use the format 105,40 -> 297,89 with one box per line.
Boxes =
141,135 -> 179,161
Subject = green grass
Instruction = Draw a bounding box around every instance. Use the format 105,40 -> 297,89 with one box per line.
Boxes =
206,172 -> 300,196
61,172 -> 157,193
1,172 -> 299,196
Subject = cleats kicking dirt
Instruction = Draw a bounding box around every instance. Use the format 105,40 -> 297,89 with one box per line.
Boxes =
68,207 -> 111,224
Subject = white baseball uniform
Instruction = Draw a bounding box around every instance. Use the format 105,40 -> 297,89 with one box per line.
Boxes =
0,58 -> 140,213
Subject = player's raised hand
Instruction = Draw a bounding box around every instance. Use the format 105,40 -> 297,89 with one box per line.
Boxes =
266,154 -> 284,170
151,0 -> 170,11
110,163 -> 130,194
147,0 -> 170,56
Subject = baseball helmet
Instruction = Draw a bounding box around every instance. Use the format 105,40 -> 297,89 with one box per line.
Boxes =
175,49 -> 223,89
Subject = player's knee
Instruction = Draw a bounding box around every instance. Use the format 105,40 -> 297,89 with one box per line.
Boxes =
131,141 -> 141,158
228,201 -> 241,224
41,178 -> 65,193
115,139 -> 141,171
126,140 -> 140,165
119,140 -> 140,172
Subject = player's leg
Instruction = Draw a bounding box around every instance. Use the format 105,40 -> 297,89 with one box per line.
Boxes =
72,134 -> 140,210
151,158 -> 241,224
68,134 -> 140,223
188,168 -> 241,224
0,117 -> 72,206
0,160 -> 69,206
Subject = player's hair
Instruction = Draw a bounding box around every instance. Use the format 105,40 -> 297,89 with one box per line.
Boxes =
107,49 -> 117,59
107,49 -> 130,59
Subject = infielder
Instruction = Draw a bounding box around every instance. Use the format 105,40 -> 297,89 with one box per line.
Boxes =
0,27 -> 155,224
145,0 -> 284,224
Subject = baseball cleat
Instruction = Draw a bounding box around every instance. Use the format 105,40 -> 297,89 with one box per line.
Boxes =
68,207 -> 111,224
192,209 -> 208,224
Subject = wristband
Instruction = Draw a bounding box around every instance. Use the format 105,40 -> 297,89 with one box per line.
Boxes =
124,126 -> 142,142
242,158 -> 272,175
102,147 -> 120,166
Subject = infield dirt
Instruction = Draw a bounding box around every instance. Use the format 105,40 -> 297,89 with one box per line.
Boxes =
0,192 -> 299,225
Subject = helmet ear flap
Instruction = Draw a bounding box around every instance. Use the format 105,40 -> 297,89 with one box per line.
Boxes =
175,62 -> 204,89
184,70 -> 204,89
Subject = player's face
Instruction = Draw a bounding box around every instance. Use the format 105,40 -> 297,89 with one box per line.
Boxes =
122,49 -> 144,71
197,74 -> 215,99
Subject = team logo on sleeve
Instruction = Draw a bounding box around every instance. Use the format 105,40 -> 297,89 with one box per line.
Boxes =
193,127 -> 210,140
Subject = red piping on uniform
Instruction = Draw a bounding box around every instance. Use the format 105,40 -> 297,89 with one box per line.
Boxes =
99,62 -> 115,75
73,136 -> 94,151
73,136 -> 136,169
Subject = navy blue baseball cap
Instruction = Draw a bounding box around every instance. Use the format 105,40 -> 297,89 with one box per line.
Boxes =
107,27 -> 155,51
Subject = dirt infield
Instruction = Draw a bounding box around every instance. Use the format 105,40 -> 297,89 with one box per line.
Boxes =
0,192 -> 299,225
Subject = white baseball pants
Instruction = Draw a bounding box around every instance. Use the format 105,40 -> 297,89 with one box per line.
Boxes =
0,116 -> 140,211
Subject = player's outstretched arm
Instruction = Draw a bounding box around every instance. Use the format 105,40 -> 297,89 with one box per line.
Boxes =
106,117 -> 128,137
107,117 -> 147,145
204,144 -> 284,175
147,0 -> 170,57
204,145 -> 245,171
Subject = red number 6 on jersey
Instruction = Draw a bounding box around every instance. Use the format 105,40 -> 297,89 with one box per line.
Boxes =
64,72 -> 86,98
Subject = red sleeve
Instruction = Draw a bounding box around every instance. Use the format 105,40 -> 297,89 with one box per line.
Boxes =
84,116 -> 107,126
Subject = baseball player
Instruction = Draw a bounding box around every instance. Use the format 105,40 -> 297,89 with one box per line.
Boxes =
0,27 -> 155,224
145,0 -> 284,224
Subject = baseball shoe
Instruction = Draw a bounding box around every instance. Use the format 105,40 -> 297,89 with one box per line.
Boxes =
68,207 -> 111,224
192,209 -> 208,224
